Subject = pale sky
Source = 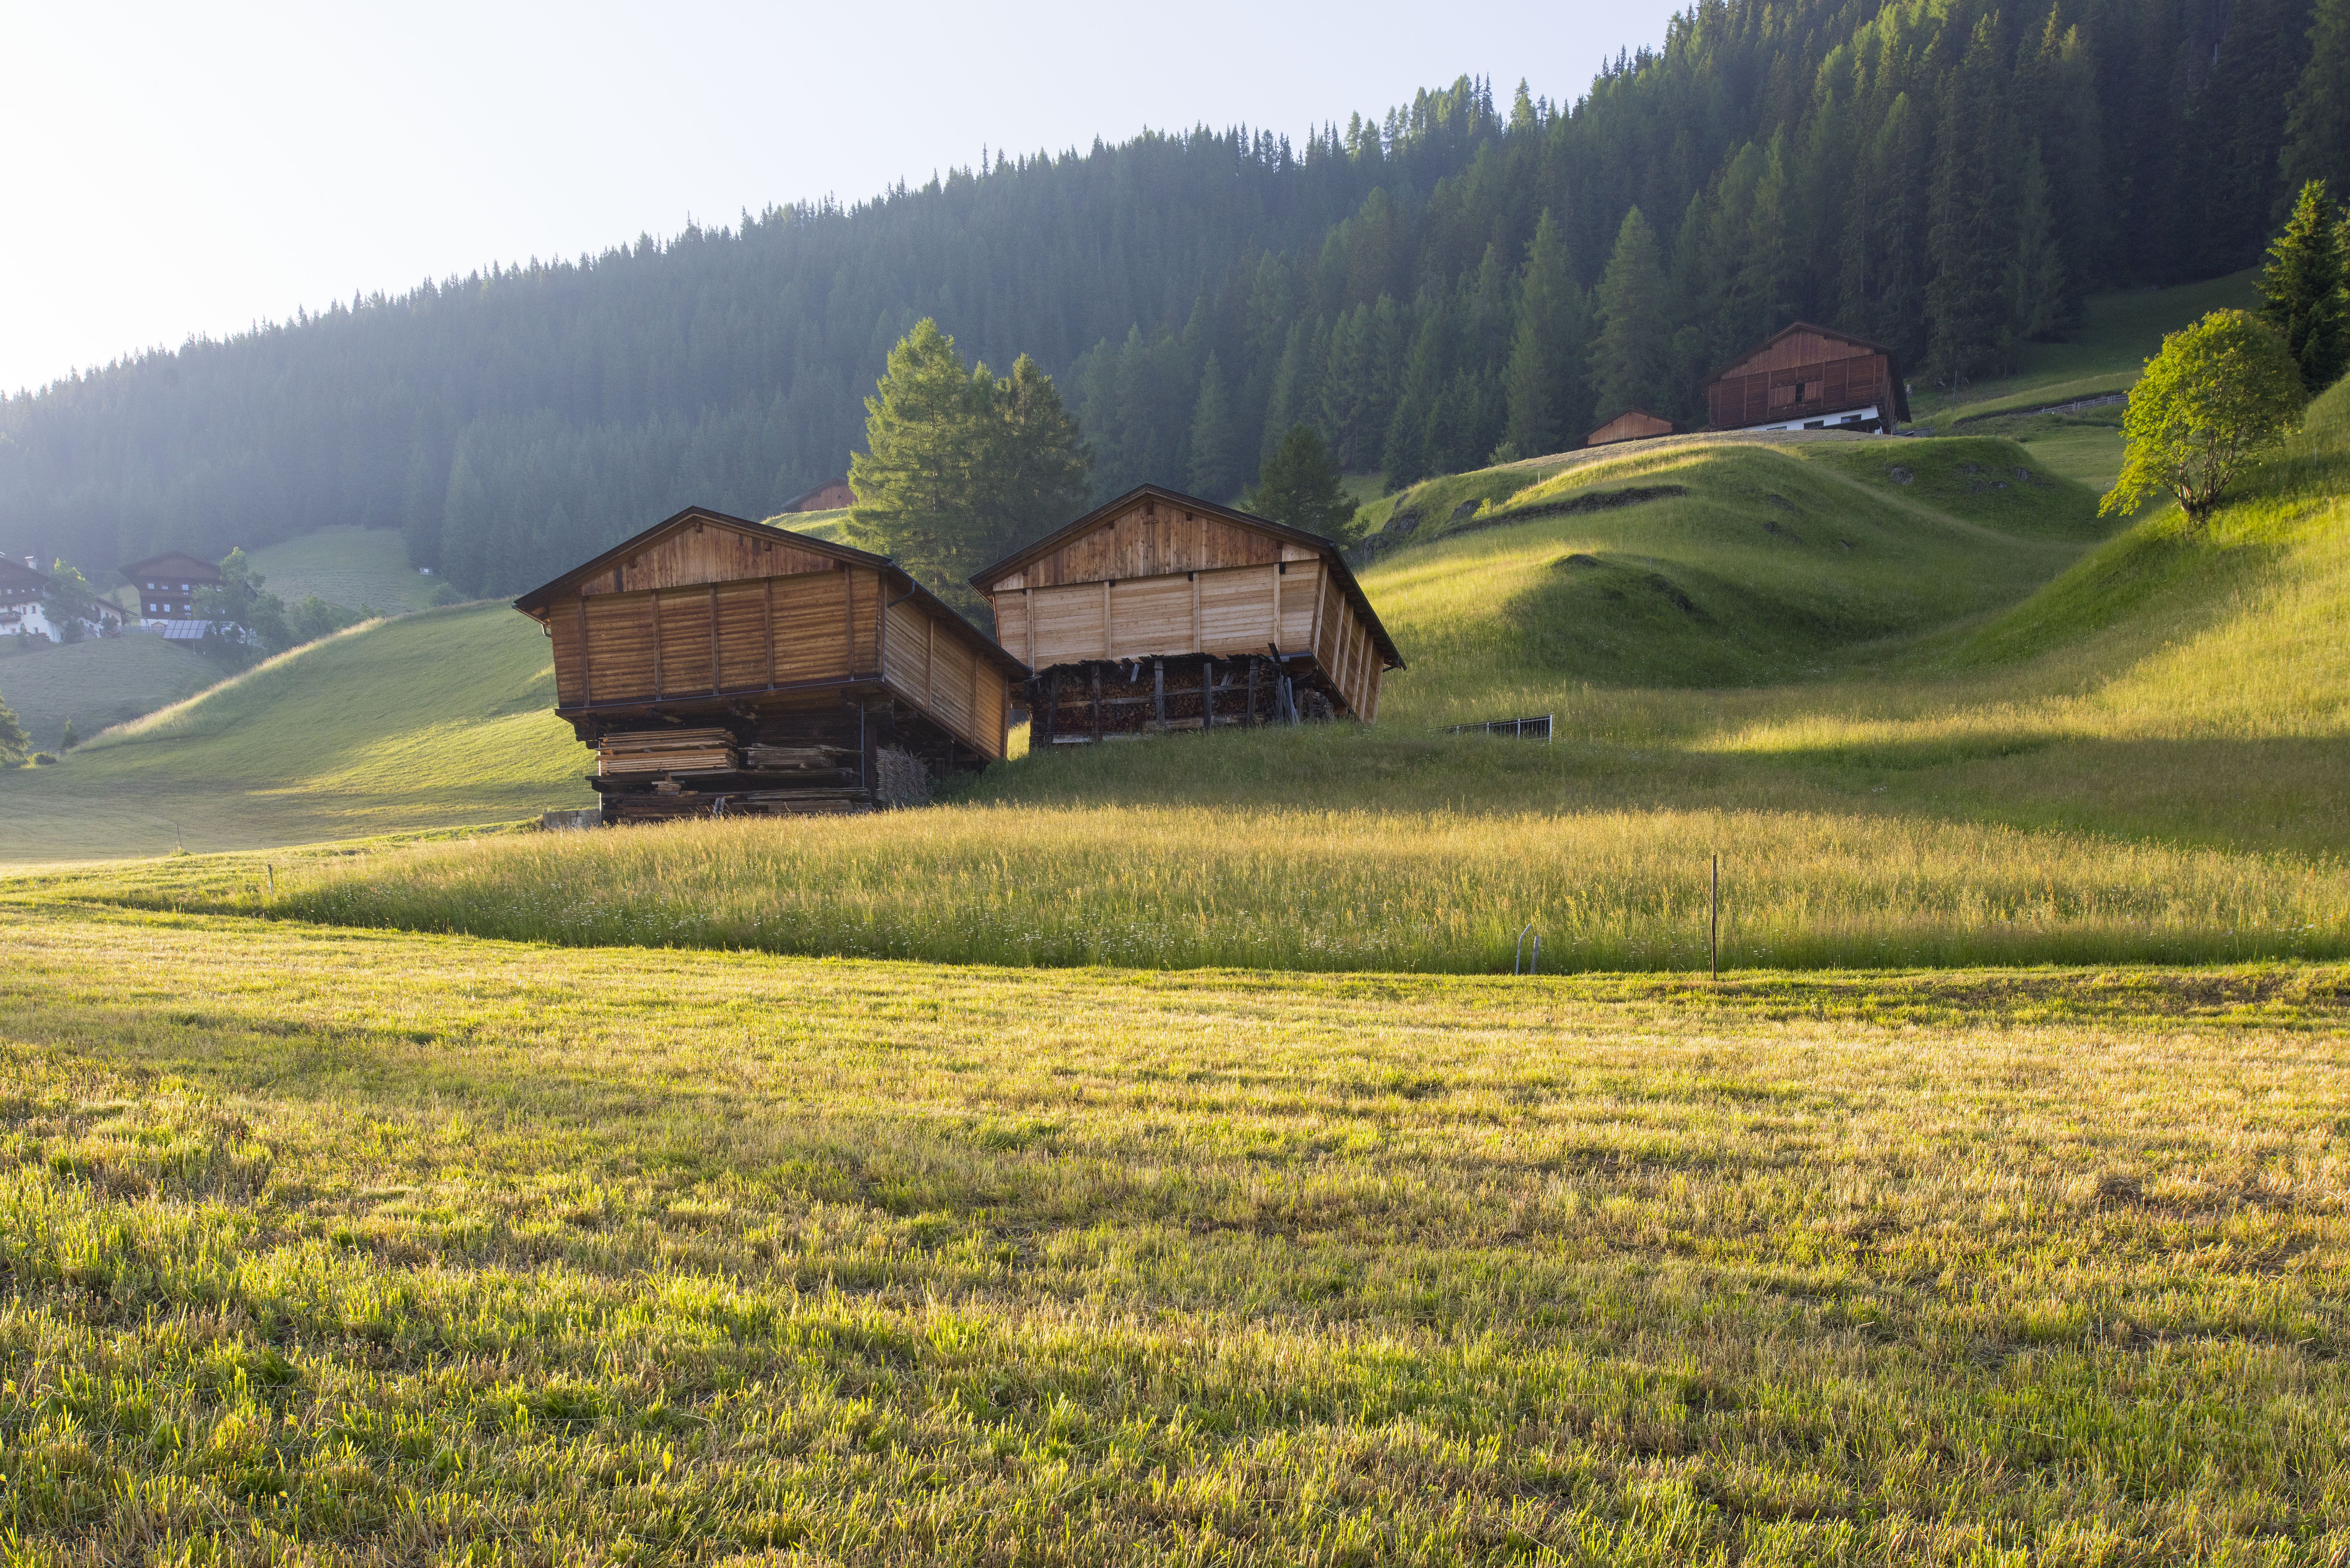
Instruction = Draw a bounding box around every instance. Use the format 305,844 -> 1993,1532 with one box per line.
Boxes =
2,0 -> 1688,396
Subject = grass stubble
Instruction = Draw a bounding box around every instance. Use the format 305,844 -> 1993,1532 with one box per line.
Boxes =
0,900 -> 2347,1563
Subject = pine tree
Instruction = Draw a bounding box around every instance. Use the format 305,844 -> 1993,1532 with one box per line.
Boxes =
1589,208 -> 1672,423
2261,180 -> 2350,390
845,320 -> 990,595
1246,425 -> 1358,542
1926,18 -> 2014,387
847,324 -> 1087,603
1504,211 -> 1588,456
1187,353 -> 1242,500
2009,142 -> 2068,344
2282,0 -> 2350,202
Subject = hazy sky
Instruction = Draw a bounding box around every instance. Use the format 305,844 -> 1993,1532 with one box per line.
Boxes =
3,1 -> 1688,396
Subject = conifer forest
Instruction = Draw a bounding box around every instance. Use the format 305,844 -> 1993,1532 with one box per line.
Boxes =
2,0 -> 2341,599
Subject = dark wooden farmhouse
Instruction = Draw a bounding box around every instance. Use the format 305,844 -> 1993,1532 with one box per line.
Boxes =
123,552 -> 223,621
512,506 -> 1026,821
780,476 -> 855,513
969,485 -> 1403,743
1704,323 -> 1911,434
0,557 -> 48,640
1586,409 -> 1678,447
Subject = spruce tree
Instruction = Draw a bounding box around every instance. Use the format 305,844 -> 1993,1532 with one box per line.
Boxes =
1926,18 -> 2014,386
1504,211 -> 1588,457
846,320 -> 994,597
2260,181 -> 2350,391
1589,208 -> 1673,424
2282,0 -> 2350,198
1187,353 -> 1241,500
2010,142 -> 2068,343
1246,425 -> 1358,542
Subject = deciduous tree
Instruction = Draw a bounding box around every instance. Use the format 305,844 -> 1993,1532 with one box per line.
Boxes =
2102,310 -> 2306,524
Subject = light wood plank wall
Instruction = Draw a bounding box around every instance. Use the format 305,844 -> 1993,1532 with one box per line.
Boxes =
985,494 -> 1386,720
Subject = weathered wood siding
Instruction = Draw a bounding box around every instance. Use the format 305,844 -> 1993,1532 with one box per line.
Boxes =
1706,336 -> 1891,430
980,494 -> 1388,721
551,565 -> 887,711
880,594 -> 1005,759
1587,410 -> 1675,446
577,523 -> 837,596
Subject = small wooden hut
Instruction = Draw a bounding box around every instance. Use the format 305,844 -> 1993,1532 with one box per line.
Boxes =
780,476 -> 854,513
1586,409 -> 1678,447
512,506 -> 1026,821
1703,323 -> 1911,434
969,485 -> 1403,743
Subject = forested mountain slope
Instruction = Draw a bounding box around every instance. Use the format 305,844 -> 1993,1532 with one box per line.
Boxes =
2,0 -> 2336,606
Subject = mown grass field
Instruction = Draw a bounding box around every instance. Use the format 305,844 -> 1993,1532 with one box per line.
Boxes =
244,527 -> 444,616
92,379 -> 2336,974
1,894 -> 2346,1563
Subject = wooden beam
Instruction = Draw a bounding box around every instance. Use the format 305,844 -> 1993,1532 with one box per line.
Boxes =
708,583 -> 720,696
1153,657 -> 1166,731
764,576 -> 778,689
650,589 -> 664,696
576,595 -> 592,707
1190,569 -> 1201,654
841,565 -> 854,678
1024,586 -> 1035,667
1100,579 -> 1111,660
1091,663 -> 1103,743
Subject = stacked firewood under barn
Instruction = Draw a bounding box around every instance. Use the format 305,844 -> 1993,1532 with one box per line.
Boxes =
1030,652 -> 1333,744
592,720 -> 931,822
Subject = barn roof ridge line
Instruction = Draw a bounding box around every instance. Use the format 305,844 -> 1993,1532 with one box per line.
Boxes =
969,483 -> 1405,670
120,550 -> 224,578
510,503 -> 1026,679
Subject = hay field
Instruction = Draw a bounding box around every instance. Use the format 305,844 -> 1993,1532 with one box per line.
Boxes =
1,896 -> 2346,1563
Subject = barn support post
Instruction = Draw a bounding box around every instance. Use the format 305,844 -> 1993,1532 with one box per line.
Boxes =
1245,656 -> 1258,727
1044,670 -> 1059,745
1090,664 -> 1103,744
1152,657 -> 1165,731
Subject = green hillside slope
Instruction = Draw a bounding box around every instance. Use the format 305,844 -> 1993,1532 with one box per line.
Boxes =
0,635 -> 230,753
0,603 -> 589,862
245,525 -> 441,614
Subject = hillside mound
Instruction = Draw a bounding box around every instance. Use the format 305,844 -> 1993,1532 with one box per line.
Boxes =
1359,431 -> 2104,701
0,603 -> 588,861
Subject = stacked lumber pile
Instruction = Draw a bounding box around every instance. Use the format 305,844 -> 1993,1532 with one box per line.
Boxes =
597,728 -> 738,776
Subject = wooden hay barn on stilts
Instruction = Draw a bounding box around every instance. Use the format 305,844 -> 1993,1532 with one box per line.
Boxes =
1703,323 -> 1912,434
969,484 -> 1403,744
512,506 -> 1027,822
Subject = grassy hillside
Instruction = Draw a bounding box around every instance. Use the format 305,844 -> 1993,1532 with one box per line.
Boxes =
0,634 -> 229,752
244,524 -> 441,614
0,603 -> 589,862
1,896 -> 2344,1560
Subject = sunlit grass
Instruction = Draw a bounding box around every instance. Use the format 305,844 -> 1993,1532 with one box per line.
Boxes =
0,902 -> 2345,1561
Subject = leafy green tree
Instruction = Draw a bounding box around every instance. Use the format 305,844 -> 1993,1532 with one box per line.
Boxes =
1246,425 -> 1358,542
194,549 -> 292,656
41,559 -> 94,644
1588,208 -> 1672,425
2261,181 -> 2349,391
847,321 -> 1087,603
0,686 -> 28,767
2102,310 -> 2307,524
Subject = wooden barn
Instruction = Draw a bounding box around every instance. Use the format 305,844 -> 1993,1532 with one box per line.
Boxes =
780,476 -> 855,513
511,506 -> 1027,821
969,484 -> 1403,742
1586,409 -> 1678,447
1703,323 -> 1911,434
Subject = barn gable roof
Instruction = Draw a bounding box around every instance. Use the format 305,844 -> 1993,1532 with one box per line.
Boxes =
969,484 -> 1405,669
1586,408 -> 1676,444
1703,322 -> 1912,422
510,505 -> 1027,679
121,552 -> 223,582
